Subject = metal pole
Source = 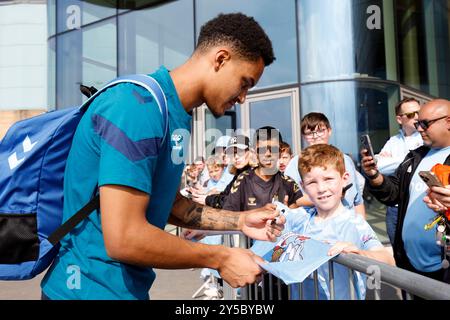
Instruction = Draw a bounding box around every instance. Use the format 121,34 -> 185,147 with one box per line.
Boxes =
313,271 -> 319,300
348,269 -> 356,300
268,274 -> 274,300
328,261 -> 335,300
222,235 -> 235,300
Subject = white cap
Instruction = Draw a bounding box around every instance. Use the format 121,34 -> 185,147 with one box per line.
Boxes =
215,135 -> 232,148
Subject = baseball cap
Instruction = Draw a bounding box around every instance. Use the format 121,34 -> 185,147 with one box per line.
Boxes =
215,135 -> 232,148
226,135 -> 250,151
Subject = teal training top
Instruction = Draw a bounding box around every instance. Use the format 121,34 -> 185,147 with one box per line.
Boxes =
41,66 -> 192,300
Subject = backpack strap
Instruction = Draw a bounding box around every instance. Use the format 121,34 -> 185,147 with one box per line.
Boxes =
80,74 -> 169,146
48,75 -> 168,246
48,194 -> 100,246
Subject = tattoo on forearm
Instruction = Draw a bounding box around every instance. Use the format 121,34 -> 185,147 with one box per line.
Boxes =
173,195 -> 240,231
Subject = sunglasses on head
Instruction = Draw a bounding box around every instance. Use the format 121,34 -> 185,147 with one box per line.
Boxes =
399,111 -> 419,119
256,146 -> 280,154
414,115 -> 448,130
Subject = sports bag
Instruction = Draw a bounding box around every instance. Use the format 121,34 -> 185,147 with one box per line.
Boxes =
0,74 -> 168,280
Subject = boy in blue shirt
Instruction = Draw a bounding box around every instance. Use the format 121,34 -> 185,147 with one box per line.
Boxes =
284,112 -> 366,218
285,144 -> 394,299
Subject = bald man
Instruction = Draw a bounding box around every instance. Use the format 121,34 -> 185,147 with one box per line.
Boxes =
361,99 -> 450,288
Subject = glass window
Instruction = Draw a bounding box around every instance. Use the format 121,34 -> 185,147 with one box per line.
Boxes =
56,30 -> 82,108
300,81 -> 399,161
82,18 -> 117,90
48,38 -> 56,110
56,18 -> 116,109
249,97 -> 293,147
118,0 -> 194,75
48,0 -> 56,36
117,0 -> 168,12
299,0 -> 394,83
57,0 -> 116,33
204,108 -> 237,156
195,0 -> 298,88
395,0 -> 450,99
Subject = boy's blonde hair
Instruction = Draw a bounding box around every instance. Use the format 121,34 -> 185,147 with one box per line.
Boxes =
298,144 -> 345,179
206,155 -> 225,169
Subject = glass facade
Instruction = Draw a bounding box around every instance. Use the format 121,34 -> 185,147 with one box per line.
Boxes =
396,0 -> 450,98
195,0 -> 298,89
118,0 -> 194,75
299,0 -> 396,82
49,0 -> 450,159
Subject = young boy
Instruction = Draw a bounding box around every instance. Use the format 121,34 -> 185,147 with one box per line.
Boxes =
284,112 -> 366,218
284,144 -> 394,299
205,155 -> 227,192
278,141 -> 293,173
223,127 -> 305,211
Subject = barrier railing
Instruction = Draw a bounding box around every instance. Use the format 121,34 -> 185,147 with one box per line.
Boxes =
220,235 -> 450,300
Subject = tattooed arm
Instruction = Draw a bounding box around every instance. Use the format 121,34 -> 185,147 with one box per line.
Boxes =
169,192 -> 285,241
99,184 -> 277,288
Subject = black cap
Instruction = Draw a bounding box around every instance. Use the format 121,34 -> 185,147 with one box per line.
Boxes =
226,135 -> 251,151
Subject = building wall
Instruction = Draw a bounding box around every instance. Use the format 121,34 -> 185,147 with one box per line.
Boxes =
0,1 -> 47,140
0,2 -> 47,109
0,109 -> 45,140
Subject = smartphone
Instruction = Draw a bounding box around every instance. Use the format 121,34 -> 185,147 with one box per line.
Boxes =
419,171 -> 444,188
360,134 -> 376,163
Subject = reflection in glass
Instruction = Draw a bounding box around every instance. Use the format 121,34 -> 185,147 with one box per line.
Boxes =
57,0 -> 116,33
301,81 -> 399,161
48,38 -> 56,110
118,0 -> 193,75
82,0 -> 117,25
299,0 -> 355,82
299,0 -> 394,83
249,97 -> 292,147
48,0 -> 56,36
117,0 -> 174,12
396,0 -> 450,99
56,30 -> 82,108
204,108 -> 236,156
195,0 -> 297,88
82,18 -> 117,90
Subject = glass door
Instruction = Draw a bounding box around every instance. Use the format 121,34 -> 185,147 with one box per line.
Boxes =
240,88 -> 301,154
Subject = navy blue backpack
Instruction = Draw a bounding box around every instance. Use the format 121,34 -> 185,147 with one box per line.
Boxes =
0,74 -> 168,280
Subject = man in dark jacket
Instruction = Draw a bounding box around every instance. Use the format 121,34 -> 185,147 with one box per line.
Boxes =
361,99 -> 450,285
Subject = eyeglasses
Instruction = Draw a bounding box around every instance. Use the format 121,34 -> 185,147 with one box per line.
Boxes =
303,128 -> 327,139
414,115 -> 448,130
256,146 -> 279,154
399,111 -> 419,119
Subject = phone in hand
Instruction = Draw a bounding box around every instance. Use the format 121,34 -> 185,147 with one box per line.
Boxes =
360,134 -> 376,163
419,171 -> 445,188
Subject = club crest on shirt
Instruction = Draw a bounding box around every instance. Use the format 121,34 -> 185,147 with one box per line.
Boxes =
171,134 -> 183,150
170,133 -> 185,163
247,197 -> 257,206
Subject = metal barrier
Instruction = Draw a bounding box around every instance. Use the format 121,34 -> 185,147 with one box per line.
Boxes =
220,234 -> 450,300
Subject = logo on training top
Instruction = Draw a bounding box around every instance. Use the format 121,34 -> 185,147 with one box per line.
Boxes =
171,134 -> 183,151
8,136 -> 38,170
